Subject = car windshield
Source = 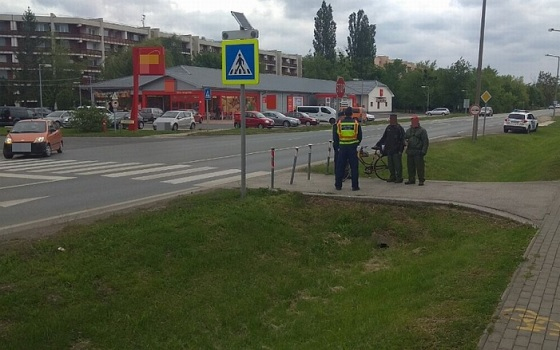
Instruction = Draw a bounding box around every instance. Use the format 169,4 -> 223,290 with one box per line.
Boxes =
47,111 -> 65,117
11,121 -> 47,133
161,111 -> 180,118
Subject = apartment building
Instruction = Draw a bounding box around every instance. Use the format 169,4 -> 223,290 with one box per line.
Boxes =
374,55 -> 416,72
0,13 -> 302,80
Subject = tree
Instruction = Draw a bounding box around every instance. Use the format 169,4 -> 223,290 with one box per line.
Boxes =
15,7 -> 47,106
346,10 -> 376,79
313,1 -> 337,61
191,51 -> 221,69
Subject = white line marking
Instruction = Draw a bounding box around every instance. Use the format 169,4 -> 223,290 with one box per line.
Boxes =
133,166 -> 215,180
0,196 -> 48,208
104,164 -> 191,178
195,171 -> 268,187
77,163 -> 163,175
163,169 -> 241,184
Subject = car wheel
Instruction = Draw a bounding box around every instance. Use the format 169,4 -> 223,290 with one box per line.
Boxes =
305,121 -> 311,126
534,125 -> 538,132
190,123 -> 196,130
3,150 -> 13,159
427,113 -> 432,116
234,122 -> 240,128
283,121 -> 290,127
57,141 -> 63,153
44,144 -> 52,157
258,124 -> 264,129
524,127 -> 529,134
503,127 -> 508,133
172,124 -> 178,131
329,118 -> 336,125
138,121 -> 145,129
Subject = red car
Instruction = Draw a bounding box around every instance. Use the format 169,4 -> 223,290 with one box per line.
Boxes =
233,111 -> 274,129
285,111 -> 319,126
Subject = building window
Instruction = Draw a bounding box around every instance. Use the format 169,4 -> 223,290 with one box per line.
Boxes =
0,37 -> 6,46
36,23 -> 49,32
86,27 -> 98,36
0,54 -> 7,63
55,23 -> 69,33
0,70 -> 7,79
131,34 -> 139,41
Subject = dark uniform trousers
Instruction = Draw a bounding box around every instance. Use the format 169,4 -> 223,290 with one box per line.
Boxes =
335,144 -> 359,189
407,152 -> 425,183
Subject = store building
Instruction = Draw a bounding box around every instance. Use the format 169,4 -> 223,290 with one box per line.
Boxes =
91,65 -> 394,116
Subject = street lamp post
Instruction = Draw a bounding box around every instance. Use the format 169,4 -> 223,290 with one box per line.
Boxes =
421,85 -> 430,112
546,54 -> 560,119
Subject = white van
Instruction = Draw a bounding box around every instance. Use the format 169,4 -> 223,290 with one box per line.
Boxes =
296,106 -> 338,124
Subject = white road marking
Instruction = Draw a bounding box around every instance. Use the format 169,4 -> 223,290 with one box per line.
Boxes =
104,164 -> 192,177
133,166 -> 215,181
0,196 -> 48,208
163,169 -> 241,184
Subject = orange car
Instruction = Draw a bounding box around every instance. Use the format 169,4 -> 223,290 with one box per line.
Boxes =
3,119 -> 63,159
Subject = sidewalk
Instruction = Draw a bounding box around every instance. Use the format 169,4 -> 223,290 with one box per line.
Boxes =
240,169 -> 560,349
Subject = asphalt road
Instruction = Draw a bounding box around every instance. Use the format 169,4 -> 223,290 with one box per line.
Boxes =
0,111 -> 549,239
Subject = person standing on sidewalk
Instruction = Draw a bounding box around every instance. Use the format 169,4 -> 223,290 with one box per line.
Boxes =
404,115 -> 429,186
375,114 -> 405,183
334,107 -> 362,191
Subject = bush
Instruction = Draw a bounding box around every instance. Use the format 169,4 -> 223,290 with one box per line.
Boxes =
73,107 -> 107,132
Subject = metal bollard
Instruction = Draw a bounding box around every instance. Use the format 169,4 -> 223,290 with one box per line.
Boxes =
326,140 -> 332,174
290,147 -> 299,185
270,147 -> 275,189
307,144 -> 312,180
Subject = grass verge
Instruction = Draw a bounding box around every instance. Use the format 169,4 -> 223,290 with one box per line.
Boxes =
0,189 -> 534,349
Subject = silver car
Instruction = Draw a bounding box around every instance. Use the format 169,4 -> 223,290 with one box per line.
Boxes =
262,111 -> 301,127
139,107 -> 163,122
426,108 -> 450,116
152,110 -> 196,131
46,110 -> 74,128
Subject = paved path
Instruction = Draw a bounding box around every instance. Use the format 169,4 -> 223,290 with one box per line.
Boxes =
239,169 -> 560,349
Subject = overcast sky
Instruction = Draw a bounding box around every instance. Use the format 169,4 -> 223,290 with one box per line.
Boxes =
2,0 -> 560,84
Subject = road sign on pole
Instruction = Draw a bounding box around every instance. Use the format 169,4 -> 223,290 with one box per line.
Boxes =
221,39 -> 259,85
469,104 -> 481,116
481,90 -> 492,104
336,76 -> 345,98
204,88 -> 211,100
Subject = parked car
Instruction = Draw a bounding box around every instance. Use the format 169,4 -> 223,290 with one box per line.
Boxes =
0,106 -> 35,127
61,111 -> 75,128
30,107 -> 52,118
503,112 -> 538,133
296,105 -> 338,124
3,119 -> 63,159
116,111 -> 145,129
480,106 -> 493,117
548,103 -> 560,109
233,111 -> 274,129
152,110 -> 196,131
46,110 -> 74,128
178,109 -> 204,123
426,107 -> 450,116
339,106 -> 367,123
262,111 -> 301,127
139,107 -> 164,122
366,113 -> 376,122
285,111 -> 318,126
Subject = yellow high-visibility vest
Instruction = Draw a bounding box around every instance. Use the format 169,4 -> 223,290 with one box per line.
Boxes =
337,120 -> 359,144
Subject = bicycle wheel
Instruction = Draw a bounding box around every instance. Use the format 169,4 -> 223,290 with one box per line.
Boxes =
373,156 -> 390,181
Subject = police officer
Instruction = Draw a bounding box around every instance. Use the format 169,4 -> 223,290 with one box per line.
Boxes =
334,106 -> 362,191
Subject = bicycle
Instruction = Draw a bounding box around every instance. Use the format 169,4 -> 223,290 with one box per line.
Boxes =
343,145 -> 390,181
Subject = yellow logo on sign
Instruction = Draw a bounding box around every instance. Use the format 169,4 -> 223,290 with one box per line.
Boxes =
481,91 -> 492,104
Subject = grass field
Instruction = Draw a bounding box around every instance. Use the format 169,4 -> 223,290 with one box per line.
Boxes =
1,119 -> 558,349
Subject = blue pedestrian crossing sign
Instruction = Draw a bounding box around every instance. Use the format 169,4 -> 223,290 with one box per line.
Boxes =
221,38 -> 259,85
204,87 -> 211,100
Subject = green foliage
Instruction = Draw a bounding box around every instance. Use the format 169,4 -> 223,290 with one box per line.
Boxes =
0,189 -> 534,349
15,7 -> 47,107
72,107 -> 107,132
313,1 -> 337,61
191,51 -> 221,69
347,9 -> 376,79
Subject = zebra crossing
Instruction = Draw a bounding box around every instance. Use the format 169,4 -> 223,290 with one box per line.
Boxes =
0,158 -> 268,187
